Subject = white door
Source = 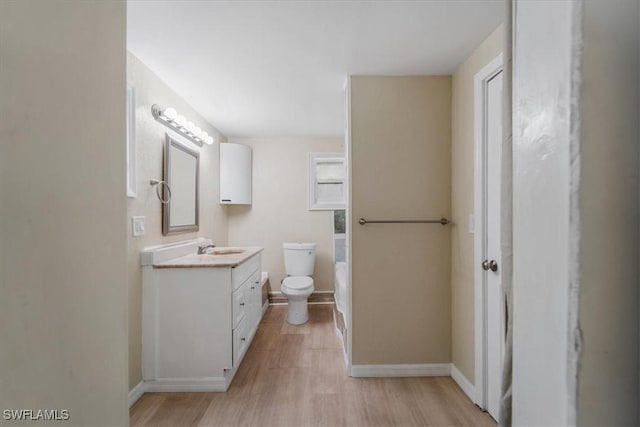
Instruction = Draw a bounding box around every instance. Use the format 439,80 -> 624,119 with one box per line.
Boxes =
485,70 -> 504,421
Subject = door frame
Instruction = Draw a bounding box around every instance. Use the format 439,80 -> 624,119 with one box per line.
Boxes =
473,53 -> 504,409
345,75 -> 353,376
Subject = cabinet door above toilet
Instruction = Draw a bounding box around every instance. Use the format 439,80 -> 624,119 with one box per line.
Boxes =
220,143 -> 252,205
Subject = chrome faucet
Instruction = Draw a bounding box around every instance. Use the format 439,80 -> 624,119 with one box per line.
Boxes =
197,244 -> 216,255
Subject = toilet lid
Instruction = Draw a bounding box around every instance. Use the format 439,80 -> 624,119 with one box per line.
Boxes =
283,276 -> 313,290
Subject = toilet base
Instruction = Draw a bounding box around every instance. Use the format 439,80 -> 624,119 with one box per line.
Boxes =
286,299 -> 309,325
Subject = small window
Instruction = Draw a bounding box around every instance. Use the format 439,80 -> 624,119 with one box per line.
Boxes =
309,152 -> 345,210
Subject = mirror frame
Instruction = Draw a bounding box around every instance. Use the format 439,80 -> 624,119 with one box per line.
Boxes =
163,134 -> 200,235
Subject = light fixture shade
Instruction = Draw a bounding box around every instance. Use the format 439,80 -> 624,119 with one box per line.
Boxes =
151,104 -> 207,147
164,107 -> 178,121
194,126 -> 203,139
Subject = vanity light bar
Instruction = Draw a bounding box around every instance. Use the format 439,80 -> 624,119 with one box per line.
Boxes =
151,104 -> 215,146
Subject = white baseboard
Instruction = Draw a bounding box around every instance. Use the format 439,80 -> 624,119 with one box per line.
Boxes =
268,290 -> 335,305
350,363 -> 451,378
451,364 -> 476,402
143,377 -> 229,393
268,290 -> 335,295
128,381 -> 145,408
269,290 -> 335,295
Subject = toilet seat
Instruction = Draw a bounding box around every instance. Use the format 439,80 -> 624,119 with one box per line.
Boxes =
283,276 -> 313,290
282,277 -> 314,294
281,276 -> 313,297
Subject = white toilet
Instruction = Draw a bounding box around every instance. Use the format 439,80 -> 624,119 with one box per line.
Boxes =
281,243 -> 316,325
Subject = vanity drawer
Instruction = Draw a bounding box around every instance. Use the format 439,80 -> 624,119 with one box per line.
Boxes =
231,281 -> 248,329
231,254 -> 261,291
232,314 -> 251,367
247,270 -> 261,296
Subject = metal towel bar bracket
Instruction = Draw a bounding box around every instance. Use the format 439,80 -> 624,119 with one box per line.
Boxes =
358,218 -> 449,226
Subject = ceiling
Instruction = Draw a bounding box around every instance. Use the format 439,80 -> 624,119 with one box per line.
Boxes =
127,1 -> 503,138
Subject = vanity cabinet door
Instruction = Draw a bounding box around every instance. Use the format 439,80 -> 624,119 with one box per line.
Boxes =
248,270 -> 262,329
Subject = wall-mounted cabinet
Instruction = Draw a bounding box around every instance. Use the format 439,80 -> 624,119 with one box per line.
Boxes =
220,143 -> 252,204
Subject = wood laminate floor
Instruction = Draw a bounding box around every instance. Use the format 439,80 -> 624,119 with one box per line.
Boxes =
130,305 -> 496,427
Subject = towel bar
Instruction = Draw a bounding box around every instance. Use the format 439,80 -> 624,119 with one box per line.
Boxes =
358,218 -> 449,226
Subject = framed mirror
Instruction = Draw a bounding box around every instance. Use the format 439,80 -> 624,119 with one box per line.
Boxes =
163,134 -> 200,235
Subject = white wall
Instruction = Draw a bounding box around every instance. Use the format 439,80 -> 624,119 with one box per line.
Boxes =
512,1 -> 575,424
513,0 -> 640,424
226,137 -> 343,293
578,1 -> 639,424
0,1 -> 129,425
127,53 -> 228,390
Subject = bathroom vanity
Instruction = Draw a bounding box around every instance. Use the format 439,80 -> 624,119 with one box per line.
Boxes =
141,238 -> 263,392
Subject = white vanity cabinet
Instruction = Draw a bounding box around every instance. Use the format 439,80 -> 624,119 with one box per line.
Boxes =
220,142 -> 252,205
141,239 -> 263,392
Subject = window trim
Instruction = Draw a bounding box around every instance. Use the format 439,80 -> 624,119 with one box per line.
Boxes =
308,152 -> 345,210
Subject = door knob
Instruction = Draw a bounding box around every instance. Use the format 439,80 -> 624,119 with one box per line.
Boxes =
482,259 -> 498,272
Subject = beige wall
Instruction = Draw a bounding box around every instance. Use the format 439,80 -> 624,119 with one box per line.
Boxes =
127,53 -> 228,390
227,138 -> 343,293
0,1 -> 129,425
578,0 -> 639,424
450,26 -> 503,382
350,76 -> 452,365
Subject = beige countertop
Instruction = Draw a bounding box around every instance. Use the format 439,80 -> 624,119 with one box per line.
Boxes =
153,246 -> 263,269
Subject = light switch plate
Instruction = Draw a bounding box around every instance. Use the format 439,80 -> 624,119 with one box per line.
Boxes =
468,213 -> 474,234
132,216 -> 145,237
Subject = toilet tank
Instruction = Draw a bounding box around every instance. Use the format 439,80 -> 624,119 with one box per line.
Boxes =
283,243 -> 316,276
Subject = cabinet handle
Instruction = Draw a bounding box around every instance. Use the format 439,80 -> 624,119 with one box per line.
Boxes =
250,286 -> 255,290
240,302 -> 245,306
241,337 -> 246,342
